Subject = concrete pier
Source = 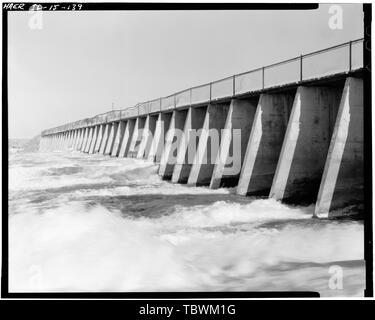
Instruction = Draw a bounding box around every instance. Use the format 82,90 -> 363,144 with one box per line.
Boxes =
67,132 -> 72,149
79,128 -> 89,151
187,103 -> 230,186
237,92 -> 294,195
87,127 -> 96,153
55,134 -> 61,151
71,131 -> 77,149
158,110 -> 187,180
148,113 -> 172,163
171,107 -> 206,183
89,126 -> 99,154
269,85 -> 343,204
66,131 -> 74,150
315,77 -> 363,217
52,134 -> 58,151
137,115 -> 158,159
79,128 -> 87,151
94,124 -> 105,153
104,122 -> 118,155
61,132 -> 67,150
70,130 -> 78,150
99,123 -> 111,154
84,127 -> 93,153
210,98 -> 257,189
128,117 -> 146,158
55,134 -> 61,150
111,121 -> 126,157
119,119 -> 135,157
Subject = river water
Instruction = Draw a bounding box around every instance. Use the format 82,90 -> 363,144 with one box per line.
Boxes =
8,149 -> 365,296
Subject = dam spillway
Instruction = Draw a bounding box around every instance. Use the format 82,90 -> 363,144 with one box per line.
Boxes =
39,39 -> 364,218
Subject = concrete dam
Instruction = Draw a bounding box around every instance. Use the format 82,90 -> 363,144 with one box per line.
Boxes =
39,39 -> 364,218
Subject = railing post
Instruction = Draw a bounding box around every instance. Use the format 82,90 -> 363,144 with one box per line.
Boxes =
232,76 -> 235,96
190,88 -> 192,106
349,40 -> 352,71
300,54 -> 303,82
209,83 -> 212,102
174,94 -> 176,109
159,97 -> 162,112
262,67 -> 265,89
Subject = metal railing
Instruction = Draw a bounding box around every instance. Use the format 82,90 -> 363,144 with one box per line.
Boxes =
42,38 -> 364,135
136,38 -> 363,114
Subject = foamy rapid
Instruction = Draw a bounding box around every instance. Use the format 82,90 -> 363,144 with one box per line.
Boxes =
8,149 -> 365,296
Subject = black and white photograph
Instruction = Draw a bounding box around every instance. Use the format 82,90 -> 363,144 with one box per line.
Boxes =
3,1 -> 372,300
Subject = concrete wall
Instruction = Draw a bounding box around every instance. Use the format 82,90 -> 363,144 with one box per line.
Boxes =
269,85 -> 343,204
119,119 -> 135,158
111,121 -> 126,157
148,113 -> 172,163
69,130 -> 77,149
210,98 -> 258,189
84,127 -> 94,153
315,77 -> 363,217
89,126 -> 99,154
128,117 -> 146,158
237,92 -> 294,195
79,128 -> 89,151
94,124 -> 105,153
87,127 -> 96,153
187,103 -> 230,186
159,110 -> 188,180
172,106 -> 206,183
73,130 -> 79,148
137,115 -> 158,159
105,122 -> 118,155
65,131 -> 73,150
99,123 -> 112,154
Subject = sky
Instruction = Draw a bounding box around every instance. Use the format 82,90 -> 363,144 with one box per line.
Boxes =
8,4 -> 364,138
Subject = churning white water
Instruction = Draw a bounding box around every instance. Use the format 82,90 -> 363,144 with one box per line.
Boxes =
8,148 -> 365,296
